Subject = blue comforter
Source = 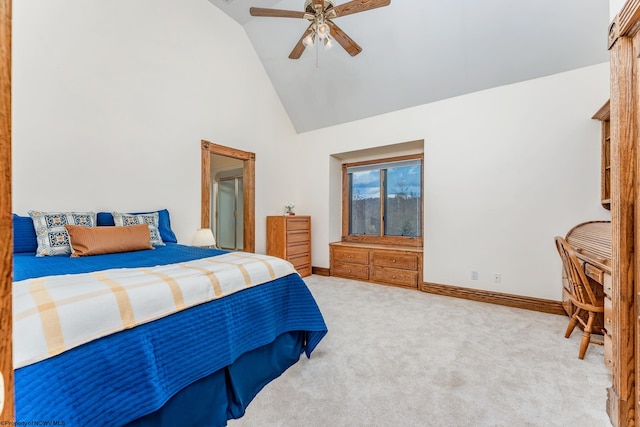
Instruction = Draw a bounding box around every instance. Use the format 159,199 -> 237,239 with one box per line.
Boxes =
13,243 -> 228,281
14,244 -> 327,425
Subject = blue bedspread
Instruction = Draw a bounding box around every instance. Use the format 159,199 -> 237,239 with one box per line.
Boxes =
13,243 -> 227,281
14,245 -> 327,425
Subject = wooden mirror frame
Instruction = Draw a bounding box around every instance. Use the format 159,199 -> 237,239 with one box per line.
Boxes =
201,140 -> 255,253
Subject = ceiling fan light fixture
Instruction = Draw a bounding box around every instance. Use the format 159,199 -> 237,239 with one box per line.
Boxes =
304,0 -> 335,13
317,22 -> 330,39
251,0 -> 387,59
302,33 -> 315,47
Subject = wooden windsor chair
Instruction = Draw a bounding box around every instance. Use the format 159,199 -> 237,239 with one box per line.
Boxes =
554,236 -> 605,359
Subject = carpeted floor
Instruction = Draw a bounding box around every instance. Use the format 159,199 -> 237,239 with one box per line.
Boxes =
228,275 -> 610,427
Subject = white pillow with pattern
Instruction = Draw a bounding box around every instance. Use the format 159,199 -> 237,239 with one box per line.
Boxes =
112,211 -> 165,247
28,211 -> 96,256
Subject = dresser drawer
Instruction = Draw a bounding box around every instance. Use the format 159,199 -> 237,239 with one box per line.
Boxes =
296,264 -> 312,278
289,253 -> 311,278
371,266 -> 418,288
287,242 -> 310,257
289,252 -> 311,268
332,247 -> 369,265
332,262 -> 369,280
286,217 -> 310,231
287,230 -> 310,244
372,251 -> 418,270
267,216 -> 311,278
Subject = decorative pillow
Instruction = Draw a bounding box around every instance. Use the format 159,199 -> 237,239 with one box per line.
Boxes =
97,209 -> 177,243
66,224 -> 153,257
13,214 -> 38,253
28,211 -> 97,256
112,211 -> 165,246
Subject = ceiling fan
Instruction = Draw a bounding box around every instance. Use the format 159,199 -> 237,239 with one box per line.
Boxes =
249,0 -> 391,59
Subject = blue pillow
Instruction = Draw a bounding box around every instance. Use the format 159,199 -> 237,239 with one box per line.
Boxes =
97,209 -> 178,243
96,212 -> 116,226
13,214 -> 38,253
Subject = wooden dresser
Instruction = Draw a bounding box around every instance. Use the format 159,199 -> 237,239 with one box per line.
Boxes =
329,242 -> 423,289
564,221 -> 612,370
266,216 -> 311,277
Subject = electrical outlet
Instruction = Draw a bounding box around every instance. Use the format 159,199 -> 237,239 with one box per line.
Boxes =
494,273 -> 501,283
471,271 -> 478,280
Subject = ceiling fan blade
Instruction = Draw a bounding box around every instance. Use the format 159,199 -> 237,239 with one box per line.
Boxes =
250,7 -> 306,19
332,0 -> 391,18
329,22 -> 362,57
289,24 -> 314,59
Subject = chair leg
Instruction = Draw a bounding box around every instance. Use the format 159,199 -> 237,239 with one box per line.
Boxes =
578,312 -> 596,360
565,309 -> 581,338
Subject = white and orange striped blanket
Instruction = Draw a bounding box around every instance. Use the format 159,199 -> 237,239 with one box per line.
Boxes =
13,252 -> 298,369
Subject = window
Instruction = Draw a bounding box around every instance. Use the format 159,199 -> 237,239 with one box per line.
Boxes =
342,154 -> 423,246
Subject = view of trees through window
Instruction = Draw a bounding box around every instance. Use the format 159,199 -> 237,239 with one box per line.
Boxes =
349,162 -> 422,238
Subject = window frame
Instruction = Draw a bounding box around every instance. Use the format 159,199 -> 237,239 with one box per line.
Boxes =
341,153 -> 424,247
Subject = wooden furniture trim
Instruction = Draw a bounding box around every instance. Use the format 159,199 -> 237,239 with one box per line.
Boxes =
607,2 -> 640,422
311,266 -> 330,276
592,99 -> 611,121
565,220 -> 612,273
330,241 -> 423,289
421,282 -> 566,316
562,221 -> 611,362
635,29 -> 640,427
592,100 -> 612,209
201,140 -> 255,253
617,0 -> 640,38
0,0 -> 12,419
330,240 -> 424,253
341,153 -> 424,247
266,216 -> 312,277
555,236 -> 605,359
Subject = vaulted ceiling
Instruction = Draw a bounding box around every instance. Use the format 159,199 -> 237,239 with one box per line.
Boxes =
208,0 -> 609,133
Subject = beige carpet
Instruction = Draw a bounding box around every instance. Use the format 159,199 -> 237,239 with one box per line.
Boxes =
228,275 -> 610,427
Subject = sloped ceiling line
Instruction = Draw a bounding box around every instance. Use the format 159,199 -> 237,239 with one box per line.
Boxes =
208,0 -> 609,133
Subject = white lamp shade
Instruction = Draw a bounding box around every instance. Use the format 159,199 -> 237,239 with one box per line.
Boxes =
302,33 -> 315,47
317,23 -> 330,39
192,228 -> 216,247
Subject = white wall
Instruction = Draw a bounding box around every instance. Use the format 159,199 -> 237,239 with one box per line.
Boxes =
13,1 -> 611,301
295,63 -> 610,300
12,0 -> 299,250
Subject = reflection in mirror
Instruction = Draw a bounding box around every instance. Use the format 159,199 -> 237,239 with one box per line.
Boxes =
212,157 -> 244,250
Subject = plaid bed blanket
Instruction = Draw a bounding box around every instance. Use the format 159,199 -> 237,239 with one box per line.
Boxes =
14,252 -> 297,369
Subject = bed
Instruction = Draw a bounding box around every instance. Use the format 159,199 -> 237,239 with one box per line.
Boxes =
12,211 -> 327,426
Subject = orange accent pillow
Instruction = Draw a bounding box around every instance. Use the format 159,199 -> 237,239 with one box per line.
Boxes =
65,224 -> 154,257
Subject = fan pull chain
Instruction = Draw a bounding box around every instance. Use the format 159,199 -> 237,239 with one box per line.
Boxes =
316,37 -> 320,68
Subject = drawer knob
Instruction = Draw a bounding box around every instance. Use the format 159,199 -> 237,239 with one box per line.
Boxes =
348,269 -> 352,273
392,259 -> 396,263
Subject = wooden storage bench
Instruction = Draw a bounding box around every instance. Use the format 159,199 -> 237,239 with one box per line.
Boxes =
329,242 -> 423,289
